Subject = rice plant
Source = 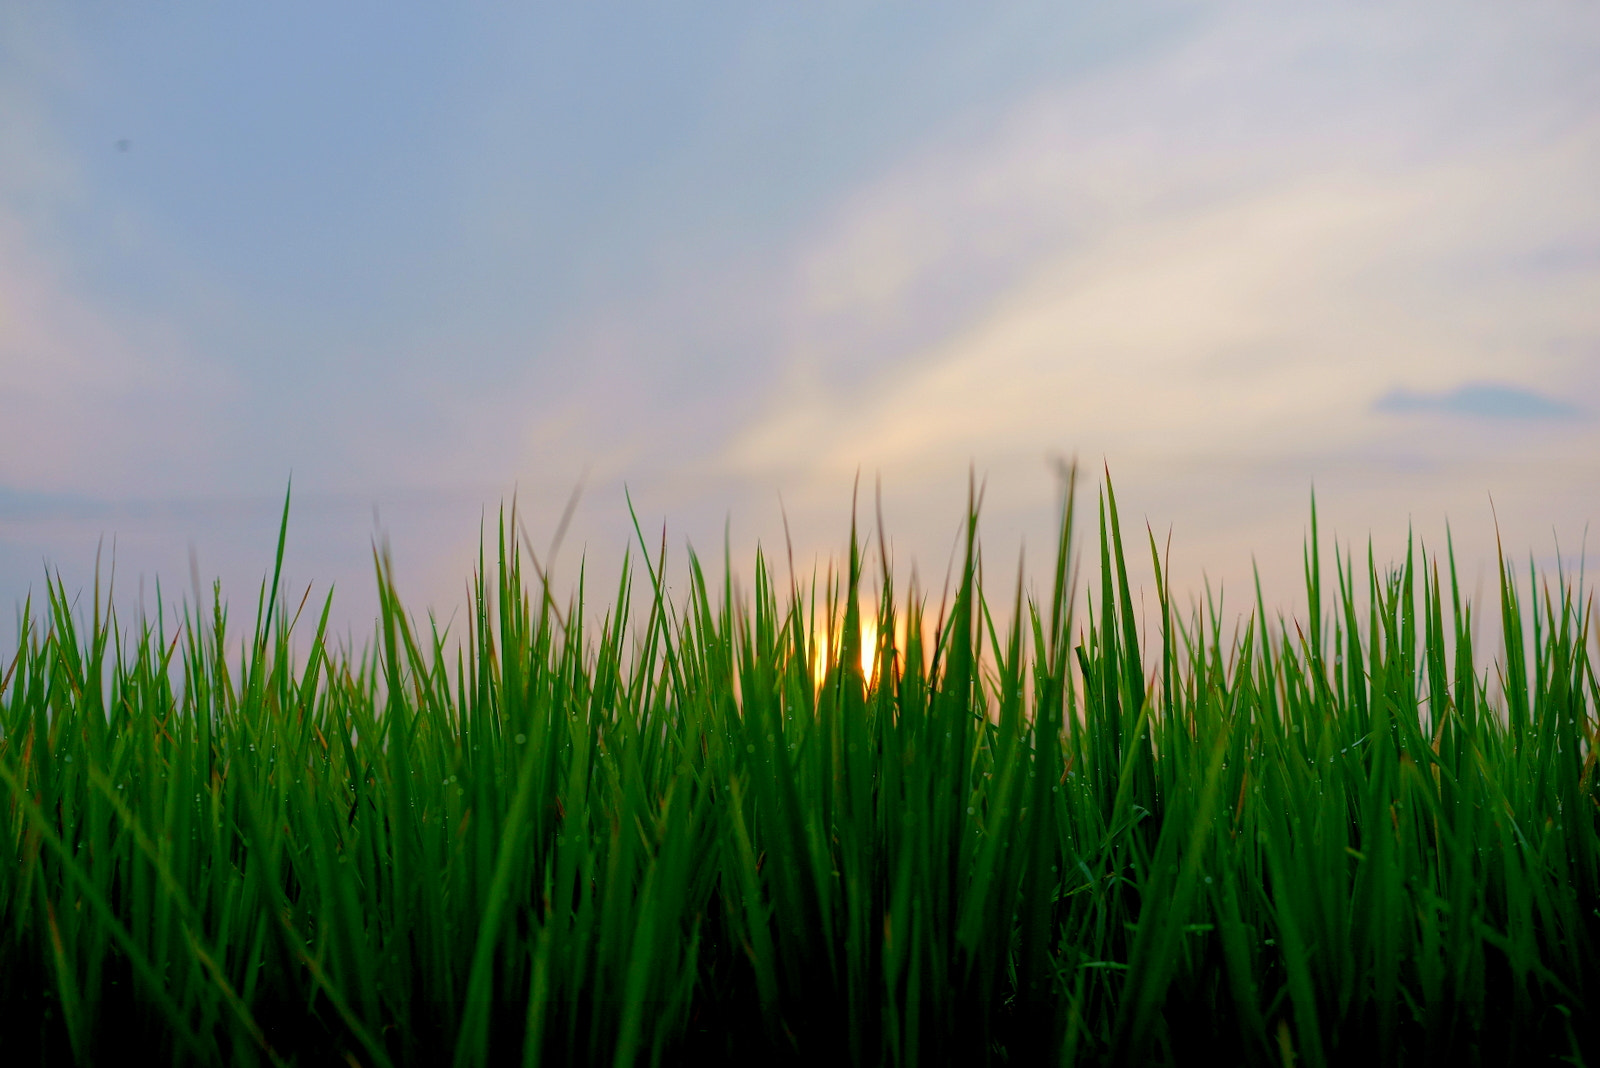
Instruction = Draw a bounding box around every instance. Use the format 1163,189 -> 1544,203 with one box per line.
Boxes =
2,468 -> 1595,1065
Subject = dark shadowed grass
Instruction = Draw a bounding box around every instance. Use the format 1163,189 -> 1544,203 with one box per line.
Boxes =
2,468 -> 1596,1066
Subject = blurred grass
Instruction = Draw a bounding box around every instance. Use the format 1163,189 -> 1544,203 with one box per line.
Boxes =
2,467 -> 1596,1066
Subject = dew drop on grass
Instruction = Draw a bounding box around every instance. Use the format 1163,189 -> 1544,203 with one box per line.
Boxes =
747,744 -> 755,753
515,733 -> 527,745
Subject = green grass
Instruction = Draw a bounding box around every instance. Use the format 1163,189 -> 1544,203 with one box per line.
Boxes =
2,468 -> 1596,1066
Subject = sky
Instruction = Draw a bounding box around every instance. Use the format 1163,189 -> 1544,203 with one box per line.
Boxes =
3,2 -> 1598,654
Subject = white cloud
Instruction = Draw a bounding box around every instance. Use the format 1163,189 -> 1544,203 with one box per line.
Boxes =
723,3 -> 1600,485
6,2 -> 1599,640
688,2 -> 1600,622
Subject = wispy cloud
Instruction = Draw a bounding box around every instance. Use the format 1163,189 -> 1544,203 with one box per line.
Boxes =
1374,382 -> 1584,421
684,2 -> 1600,623
720,4 -> 1600,488
4,3 -> 1599,638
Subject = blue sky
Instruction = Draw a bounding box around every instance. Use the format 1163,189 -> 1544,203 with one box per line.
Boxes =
3,3 -> 1598,644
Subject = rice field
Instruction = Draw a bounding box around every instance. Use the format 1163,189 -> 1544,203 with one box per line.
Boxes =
2,469 -> 1596,1065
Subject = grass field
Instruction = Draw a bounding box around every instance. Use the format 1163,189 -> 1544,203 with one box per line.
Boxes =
2,469 -> 1596,1066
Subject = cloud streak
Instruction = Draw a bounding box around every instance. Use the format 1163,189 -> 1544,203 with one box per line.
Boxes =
720,5 -> 1600,485
3,3 -> 1598,641
1374,383 -> 1584,421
